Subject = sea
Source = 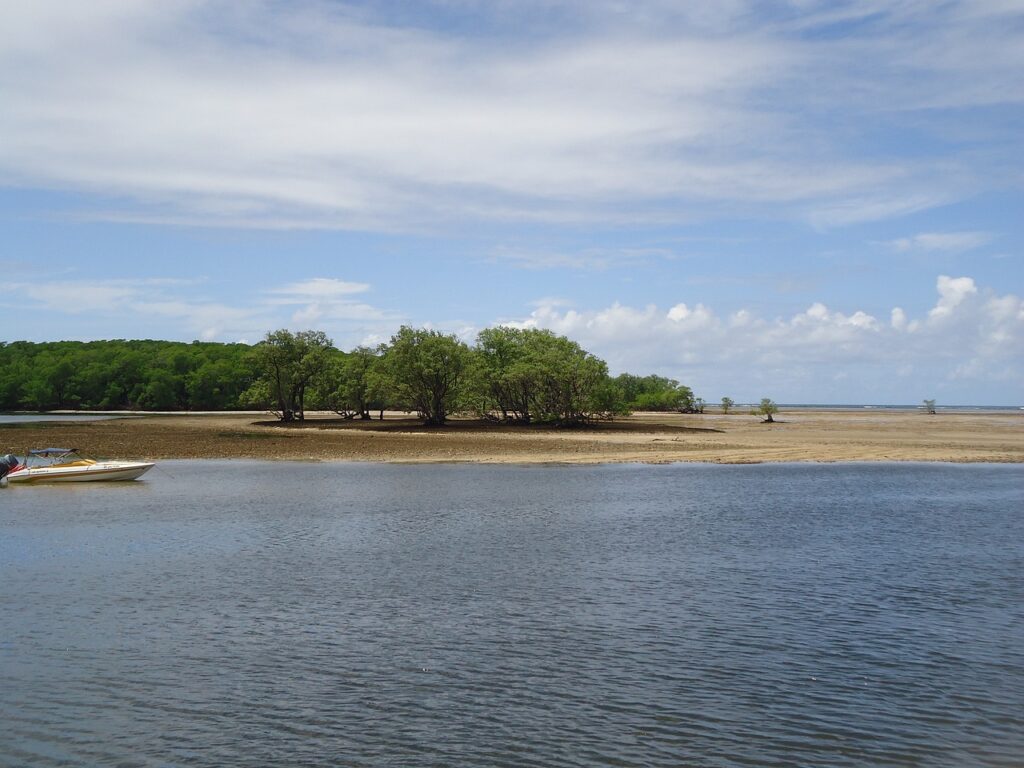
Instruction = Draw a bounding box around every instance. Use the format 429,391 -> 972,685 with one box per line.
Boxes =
1,461 -> 1021,767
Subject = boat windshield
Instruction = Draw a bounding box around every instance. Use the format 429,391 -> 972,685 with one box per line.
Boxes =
26,448 -> 85,464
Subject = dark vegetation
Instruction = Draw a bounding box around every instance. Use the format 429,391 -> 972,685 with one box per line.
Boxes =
1,327 -> 709,426
0,340 -> 255,412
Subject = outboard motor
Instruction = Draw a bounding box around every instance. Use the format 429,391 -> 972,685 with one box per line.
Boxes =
0,453 -> 20,481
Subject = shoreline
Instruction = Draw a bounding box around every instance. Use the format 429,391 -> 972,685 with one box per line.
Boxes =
2,410 -> 1021,465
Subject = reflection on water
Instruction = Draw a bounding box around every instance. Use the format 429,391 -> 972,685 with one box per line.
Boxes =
1,462 -> 1022,767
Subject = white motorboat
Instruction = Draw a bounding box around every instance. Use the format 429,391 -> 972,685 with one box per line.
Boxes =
1,448 -> 155,484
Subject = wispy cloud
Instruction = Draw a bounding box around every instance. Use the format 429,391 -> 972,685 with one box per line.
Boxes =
265,277 -> 397,329
884,231 -> 994,253
268,278 -> 371,301
1,1 -> 1020,230
0,278 -> 268,340
490,246 -> 674,271
10,280 -> 151,314
129,300 -> 262,342
0,274 -> 398,344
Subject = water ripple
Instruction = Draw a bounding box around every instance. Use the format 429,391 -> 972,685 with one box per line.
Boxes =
1,462 -> 1022,767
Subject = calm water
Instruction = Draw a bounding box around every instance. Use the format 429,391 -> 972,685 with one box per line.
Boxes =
0,414 -> 132,425
1,462 -> 1021,767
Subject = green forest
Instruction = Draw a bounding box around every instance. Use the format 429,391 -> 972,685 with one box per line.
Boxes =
0,328 -> 706,425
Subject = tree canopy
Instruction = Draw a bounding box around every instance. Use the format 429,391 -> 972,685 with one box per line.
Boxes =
752,397 -> 779,423
614,373 -> 697,412
322,346 -> 384,420
1,328 -> 717,428
242,329 -> 333,421
373,327 -> 472,426
0,339 -> 256,412
474,327 -> 624,425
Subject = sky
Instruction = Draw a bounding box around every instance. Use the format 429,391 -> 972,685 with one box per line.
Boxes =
1,0 -> 1022,404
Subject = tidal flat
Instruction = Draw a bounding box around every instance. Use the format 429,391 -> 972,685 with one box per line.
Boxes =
1,408 -> 1021,464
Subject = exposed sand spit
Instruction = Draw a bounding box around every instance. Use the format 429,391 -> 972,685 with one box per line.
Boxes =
2,409 -> 1021,464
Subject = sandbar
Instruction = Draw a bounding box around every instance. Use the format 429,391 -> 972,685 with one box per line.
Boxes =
2,409 -> 1021,464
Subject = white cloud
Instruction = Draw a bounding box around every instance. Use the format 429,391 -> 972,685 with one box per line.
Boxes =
0,278 -> 196,314
667,303 -> 714,326
509,274 -> 1024,401
0,273 -> 397,346
130,300 -> 260,341
269,278 -> 371,299
885,231 -> 993,253
490,246 -> 673,271
0,1 -> 1020,229
929,275 -> 978,320
290,301 -> 391,326
0,277 -> 267,340
10,281 -> 145,313
265,276 -> 397,331
807,193 -> 956,229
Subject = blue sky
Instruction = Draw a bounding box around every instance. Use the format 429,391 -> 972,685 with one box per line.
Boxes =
1,0 -> 1022,404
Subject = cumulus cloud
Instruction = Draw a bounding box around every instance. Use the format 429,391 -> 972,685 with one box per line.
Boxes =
0,1 -> 1021,229
3,268 -> 1019,401
891,307 -> 907,330
508,275 -> 1024,402
929,275 -> 979,320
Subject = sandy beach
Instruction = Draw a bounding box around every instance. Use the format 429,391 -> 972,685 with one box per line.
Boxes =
2,409 -> 1021,464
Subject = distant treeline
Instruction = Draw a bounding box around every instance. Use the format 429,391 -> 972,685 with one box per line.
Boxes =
0,339 -> 256,412
0,329 -> 707,424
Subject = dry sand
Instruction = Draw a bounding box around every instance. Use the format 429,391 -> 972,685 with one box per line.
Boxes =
2,409 -> 1022,464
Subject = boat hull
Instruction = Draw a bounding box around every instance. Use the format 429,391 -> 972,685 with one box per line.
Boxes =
6,462 -> 155,483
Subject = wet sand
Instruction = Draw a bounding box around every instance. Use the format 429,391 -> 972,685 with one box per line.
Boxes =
2,410 -> 1021,464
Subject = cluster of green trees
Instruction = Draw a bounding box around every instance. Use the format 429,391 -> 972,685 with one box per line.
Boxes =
613,373 -> 702,413
1,329 -> 758,426
0,340 -> 256,411
247,326 -> 640,425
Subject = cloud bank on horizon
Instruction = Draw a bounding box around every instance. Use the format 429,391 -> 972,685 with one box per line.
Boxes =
0,0 -> 1021,403
3,272 -> 1020,405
